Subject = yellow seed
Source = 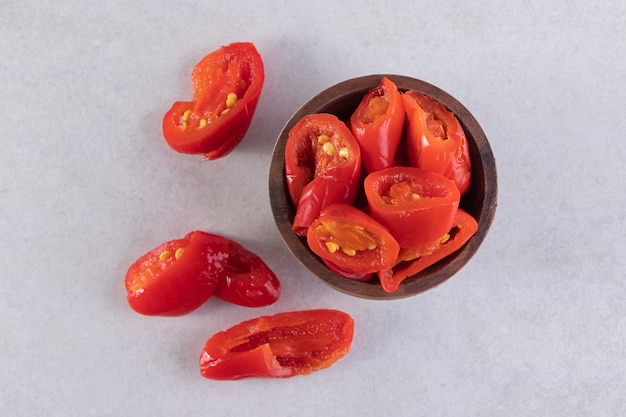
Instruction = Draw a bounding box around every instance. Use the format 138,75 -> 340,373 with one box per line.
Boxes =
342,247 -> 357,256
317,134 -> 330,144
338,147 -> 350,159
159,250 -> 172,261
325,241 -> 339,253
175,247 -> 185,259
198,118 -> 207,129
322,141 -> 335,156
221,108 -> 231,116
439,233 -> 450,244
411,193 -> 421,201
226,93 -> 238,108
367,243 -> 377,250
179,110 -> 192,130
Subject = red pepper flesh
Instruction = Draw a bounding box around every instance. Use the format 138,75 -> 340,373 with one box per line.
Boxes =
364,166 -> 460,249
306,203 -> 400,274
162,42 -> 264,160
214,239 -> 281,308
125,231 -> 229,316
402,90 -> 472,195
378,209 -> 478,292
285,113 -> 362,235
322,258 -> 374,282
350,76 -> 405,173
199,309 -> 354,380
291,175 -> 358,237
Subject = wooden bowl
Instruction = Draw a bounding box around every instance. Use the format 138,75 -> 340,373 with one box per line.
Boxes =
269,74 -> 497,300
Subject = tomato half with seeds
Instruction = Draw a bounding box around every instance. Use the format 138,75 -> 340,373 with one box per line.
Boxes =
214,240 -> 281,307
199,309 -> 354,380
402,90 -> 471,195
378,209 -> 478,292
364,166 -> 460,249
162,42 -> 264,160
285,113 -> 362,235
350,76 -> 405,173
306,204 -> 400,274
125,231 -> 229,316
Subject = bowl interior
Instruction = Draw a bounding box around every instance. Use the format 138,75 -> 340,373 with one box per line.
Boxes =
269,74 -> 497,300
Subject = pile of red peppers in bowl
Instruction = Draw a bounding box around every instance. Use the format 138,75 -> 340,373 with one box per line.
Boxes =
284,77 -> 479,293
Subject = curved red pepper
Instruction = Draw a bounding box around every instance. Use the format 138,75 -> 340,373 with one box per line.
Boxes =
350,76 -> 405,173
125,231 -> 229,316
199,309 -> 354,380
162,42 -> 264,160
306,203 -> 400,274
364,166 -> 460,249
284,113 -> 362,235
291,176 -> 358,237
402,90 -> 471,195
378,209 -> 478,292
322,258 -> 374,282
214,240 -> 281,308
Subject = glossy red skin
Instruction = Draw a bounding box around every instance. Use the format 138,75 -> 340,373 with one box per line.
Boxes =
125,231 -> 229,316
402,90 -> 471,195
378,209 -> 478,293
322,259 -> 373,281
162,42 -> 264,160
292,176 -> 356,236
306,203 -> 400,274
285,113 -> 362,235
199,309 -> 354,380
350,76 -> 405,173
214,240 -> 281,307
364,166 -> 460,249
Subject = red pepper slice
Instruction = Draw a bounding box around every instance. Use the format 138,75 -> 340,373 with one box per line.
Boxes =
284,113 -> 362,235
199,309 -> 354,380
378,209 -> 478,292
322,258 -> 374,282
350,76 -> 405,173
125,231 -> 229,316
364,166 -> 460,249
162,42 -> 264,160
291,176 -> 358,237
402,90 -> 472,195
306,203 -> 400,274
214,240 -> 281,308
